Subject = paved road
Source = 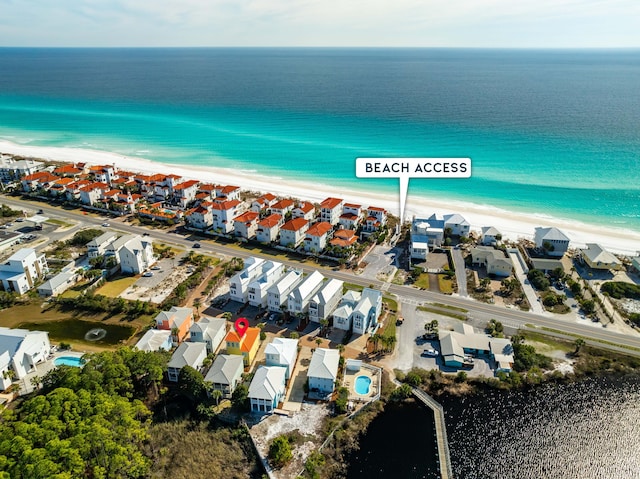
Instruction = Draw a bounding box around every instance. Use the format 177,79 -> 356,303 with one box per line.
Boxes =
450,247 -> 468,297
4,195 -> 640,356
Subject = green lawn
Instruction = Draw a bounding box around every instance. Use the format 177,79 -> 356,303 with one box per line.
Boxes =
414,273 -> 430,289
417,305 -> 467,321
383,295 -> 398,312
59,280 -> 91,299
437,275 -> 454,294
94,276 -> 138,297
46,219 -> 74,228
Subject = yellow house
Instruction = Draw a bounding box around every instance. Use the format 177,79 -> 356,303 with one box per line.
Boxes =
225,327 -> 260,367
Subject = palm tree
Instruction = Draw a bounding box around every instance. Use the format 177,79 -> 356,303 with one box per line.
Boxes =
574,338 -> 586,355
386,335 -> 397,352
337,344 -> 345,356
368,333 -> 381,353
315,337 -> 323,347
211,389 -> 223,407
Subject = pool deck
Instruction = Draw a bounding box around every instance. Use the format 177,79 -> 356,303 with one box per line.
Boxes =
343,363 -> 382,404
17,350 -> 85,395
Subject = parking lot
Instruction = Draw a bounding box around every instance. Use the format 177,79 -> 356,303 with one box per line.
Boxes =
119,255 -> 192,303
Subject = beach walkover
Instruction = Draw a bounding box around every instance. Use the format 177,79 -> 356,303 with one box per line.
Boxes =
412,387 -> 453,479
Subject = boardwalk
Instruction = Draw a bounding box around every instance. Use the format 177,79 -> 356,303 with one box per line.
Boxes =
412,388 -> 453,479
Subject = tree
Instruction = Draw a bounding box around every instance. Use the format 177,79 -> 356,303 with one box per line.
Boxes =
232,383 -> 249,411
574,338 -> 586,355
210,388 -> 223,407
268,435 -> 293,468
289,331 -> 299,339
178,366 -> 206,401
368,333 -> 381,352
315,337 -> 323,347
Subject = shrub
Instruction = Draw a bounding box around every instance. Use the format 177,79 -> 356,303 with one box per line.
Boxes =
268,435 -> 293,468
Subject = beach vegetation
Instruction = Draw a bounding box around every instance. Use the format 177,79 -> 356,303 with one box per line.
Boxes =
527,269 -> 550,290
486,319 -> 504,338
601,281 -> 640,300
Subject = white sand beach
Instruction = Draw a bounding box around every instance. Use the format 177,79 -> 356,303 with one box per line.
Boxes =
2,139 -> 639,255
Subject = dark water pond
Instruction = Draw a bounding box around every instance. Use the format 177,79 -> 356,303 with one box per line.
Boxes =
348,375 -> 640,479
19,319 -> 135,345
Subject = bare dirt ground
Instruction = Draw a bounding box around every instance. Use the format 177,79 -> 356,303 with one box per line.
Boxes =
250,403 -> 330,479
120,262 -> 192,303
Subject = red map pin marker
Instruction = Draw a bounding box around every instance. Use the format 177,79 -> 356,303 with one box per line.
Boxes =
234,317 -> 249,338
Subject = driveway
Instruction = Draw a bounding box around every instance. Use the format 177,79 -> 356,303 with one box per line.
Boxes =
451,247 -> 468,297
361,245 -> 399,281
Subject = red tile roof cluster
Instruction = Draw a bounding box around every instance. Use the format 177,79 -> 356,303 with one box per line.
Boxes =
234,211 -> 259,223
271,199 -> 294,210
281,218 -> 308,232
306,221 -> 332,237
258,213 -> 282,228
320,197 -> 343,209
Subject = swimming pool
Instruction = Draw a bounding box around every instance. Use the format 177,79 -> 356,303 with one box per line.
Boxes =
355,375 -> 372,395
54,356 -> 85,368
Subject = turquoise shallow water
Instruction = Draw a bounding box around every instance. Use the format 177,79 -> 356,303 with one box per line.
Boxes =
0,48 -> 639,232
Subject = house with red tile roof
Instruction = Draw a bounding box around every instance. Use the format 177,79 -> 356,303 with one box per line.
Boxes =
279,218 -> 309,248
52,164 -> 85,177
330,229 -> 358,249
211,199 -> 242,233
215,185 -> 241,201
185,202 -> 214,229
339,203 -> 363,229
78,182 -> 110,205
64,179 -> 92,201
269,199 -> 295,217
292,201 -> 316,221
256,214 -> 283,243
21,171 -> 60,192
363,206 -> 387,233
233,211 -> 260,240
48,177 -> 76,197
174,179 -> 200,208
89,165 -> 118,184
251,193 -> 278,213
320,197 -> 344,225
304,221 -> 333,253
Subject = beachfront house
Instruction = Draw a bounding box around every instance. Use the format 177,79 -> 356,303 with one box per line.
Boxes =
251,193 -> 278,214
215,185 -> 241,201
292,202 -> 315,221
320,197 -> 344,226
0,327 -> 51,390
269,199 -> 295,218
204,354 -> 245,399
332,290 -> 361,332
580,244 -> 622,271
256,214 -> 283,243
330,229 -> 358,252
233,211 -> 260,240
86,232 -> 118,258
248,366 -> 287,414
0,248 -> 48,295
229,257 -> 266,303
155,306 -> 194,343
185,203 -> 214,230
534,227 -> 570,257
307,348 -> 339,398
351,288 -> 383,335
247,261 -> 285,308
0,156 -> 44,183
21,171 -> 60,193
167,342 -> 207,382
309,278 -> 344,323
189,316 -> 227,354
211,199 -> 242,234
287,270 -> 325,316
134,329 -> 173,352
471,246 -> 513,277
118,235 -> 155,274
225,326 -> 261,367
264,337 -> 299,379
443,213 -> 471,237
267,270 -> 303,312
304,221 -> 333,253
279,218 -> 309,248
362,206 -> 387,233
481,226 -> 502,245
339,203 -> 363,230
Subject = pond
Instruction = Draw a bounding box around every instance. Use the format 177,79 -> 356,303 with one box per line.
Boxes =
18,319 -> 135,345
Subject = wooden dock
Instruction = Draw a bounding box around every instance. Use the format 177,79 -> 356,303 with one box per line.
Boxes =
412,388 -> 453,479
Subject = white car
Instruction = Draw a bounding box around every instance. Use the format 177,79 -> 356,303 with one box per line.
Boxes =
101,222 -> 110,227
422,349 -> 438,357
142,272 -> 154,277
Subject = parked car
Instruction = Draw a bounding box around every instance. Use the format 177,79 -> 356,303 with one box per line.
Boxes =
37,209 -> 44,214
193,243 -> 201,248
151,266 -> 161,270
101,222 -> 110,227
15,218 -> 24,222
142,272 -> 154,277
422,349 -> 438,357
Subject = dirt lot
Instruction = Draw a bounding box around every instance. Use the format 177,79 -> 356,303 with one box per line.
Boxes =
119,256 -> 191,303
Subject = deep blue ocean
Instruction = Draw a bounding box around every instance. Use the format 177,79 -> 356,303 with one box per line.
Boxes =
0,48 -> 639,231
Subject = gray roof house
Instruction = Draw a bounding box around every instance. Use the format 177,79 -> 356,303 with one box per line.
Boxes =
248,366 -> 287,414
267,270 -> 303,312
534,227 -> 570,257
309,278 -> 344,323
86,232 -> 117,258
134,329 -> 172,352
287,270 -> 325,315
167,342 -> 207,382
204,354 -> 245,398
189,316 -> 227,354
308,348 -> 340,398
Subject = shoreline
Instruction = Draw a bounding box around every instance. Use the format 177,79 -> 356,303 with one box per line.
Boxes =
2,139 -> 640,255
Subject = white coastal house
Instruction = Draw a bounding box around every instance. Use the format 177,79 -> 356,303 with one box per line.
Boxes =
534,227 -> 570,257
287,270 -> 325,316
0,327 -> 51,390
279,218 -> 309,248
339,203 -> 362,230
352,288 -> 383,335
256,214 -> 283,243
309,278 -> 344,323
267,270 -> 303,312
264,337 -> 299,379
251,193 -> 278,213
480,226 -> 502,245
118,235 -> 156,274
189,316 -> 227,354
204,354 -> 245,399
471,246 -> 513,277
269,199 -> 295,218
332,290 -> 361,332
211,200 -> 242,234
248,366 -> 287,414
443,213 -> 471,237
134,329 -> 173,352
233,211 -> 260,240
0,248 -> 48,295
86,232 -> 118,258
167,342 -> 207,382
247,261 -> 285,308
362,206 -> 387,233
292,202 -> 315,221
307,348 -> 339,397
319,197 -> 344,226
228,257 -> 266,303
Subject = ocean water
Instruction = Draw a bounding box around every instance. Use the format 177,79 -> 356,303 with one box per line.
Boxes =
0,48 -> 639,231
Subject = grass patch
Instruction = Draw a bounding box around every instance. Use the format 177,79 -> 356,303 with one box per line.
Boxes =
46,218 -> 74,228
430,302 -> 468,313
414,273 -> 430,289
521,331 -> 574,353
343,282 -> 364,293
380,314 -> 397,340
383,295 -> 398,312
58,280 -> 92,299
417,305 -> 467,321
437,275 -> 454,294
18,319 -> 136,346
94,275 -> 139,297
538,327 -> 640,354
